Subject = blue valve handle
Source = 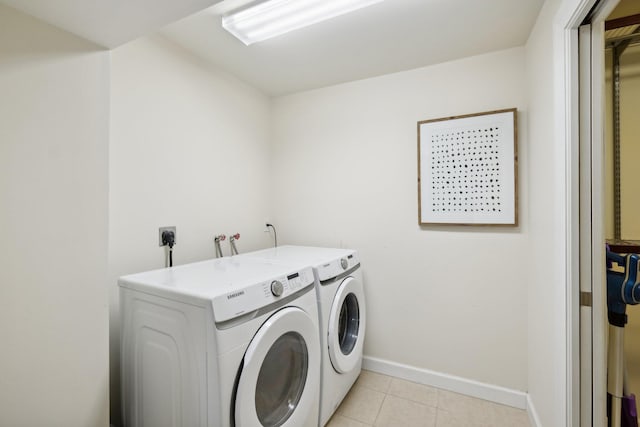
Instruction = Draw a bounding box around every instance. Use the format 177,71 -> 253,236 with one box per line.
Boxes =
606,250 -> 640,327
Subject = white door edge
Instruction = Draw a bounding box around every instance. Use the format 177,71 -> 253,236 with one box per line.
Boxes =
235,307 -> 320,427
328,277 -> 366,374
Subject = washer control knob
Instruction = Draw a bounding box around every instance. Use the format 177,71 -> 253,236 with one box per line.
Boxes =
271,280 -> 284,297
340,258 -> 348,270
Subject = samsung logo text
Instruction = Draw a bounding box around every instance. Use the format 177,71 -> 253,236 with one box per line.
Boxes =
227,291 -> 245,299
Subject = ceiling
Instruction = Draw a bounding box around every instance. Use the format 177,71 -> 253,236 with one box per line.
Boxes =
0,0 -> 223,47
608,0 -> 640,20
0,0 -> 545,96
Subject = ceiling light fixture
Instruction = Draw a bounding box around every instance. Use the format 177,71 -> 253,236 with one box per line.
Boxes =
222,0 -> 383,46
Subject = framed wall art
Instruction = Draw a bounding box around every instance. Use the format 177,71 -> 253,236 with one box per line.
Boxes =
418,108 -> 517,226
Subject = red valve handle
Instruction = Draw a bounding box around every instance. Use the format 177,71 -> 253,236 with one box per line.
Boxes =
232,233 -> 240,240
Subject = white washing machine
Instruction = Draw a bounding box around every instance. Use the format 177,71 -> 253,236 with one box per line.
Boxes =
118,256 -> 320,427
240,246 -> 366,427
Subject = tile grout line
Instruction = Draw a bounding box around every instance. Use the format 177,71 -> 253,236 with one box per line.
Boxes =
349,371 -> 531,427
387,383 -> 440,409
433,406 -> 440,427
371,392 -> 389,426
338,413 -> 374,426
355,375 -> 392,394
383,377 -> 392,394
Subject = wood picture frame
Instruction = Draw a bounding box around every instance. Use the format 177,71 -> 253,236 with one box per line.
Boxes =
418,108 -> 518,226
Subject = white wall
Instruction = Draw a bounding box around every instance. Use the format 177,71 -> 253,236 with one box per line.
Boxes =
616,28 -> 640,193
525,2 -> 565,424
0,3 -> 590,425
108,35 -> 273,424
605,45 -> 640,239
272,48 -> 529,392
0,4 -> 110,427
525,0 -> 575,425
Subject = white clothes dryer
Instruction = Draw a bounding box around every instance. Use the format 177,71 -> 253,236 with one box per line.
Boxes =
240,246 -> 366,427
119,256 -> 320,427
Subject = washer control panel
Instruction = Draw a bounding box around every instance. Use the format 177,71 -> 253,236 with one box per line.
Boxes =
212,266 -> 314,322
316,251 -> 359,282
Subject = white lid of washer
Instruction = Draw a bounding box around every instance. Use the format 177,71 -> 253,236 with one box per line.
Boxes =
118,257 -> 314,322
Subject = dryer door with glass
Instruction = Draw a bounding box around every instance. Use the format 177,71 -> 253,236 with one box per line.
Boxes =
235,307 -> 320,427
328,276 -> 366,373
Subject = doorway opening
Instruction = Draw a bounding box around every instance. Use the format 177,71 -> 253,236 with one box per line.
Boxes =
603,2 -> 640,426
572,1 -> 640,426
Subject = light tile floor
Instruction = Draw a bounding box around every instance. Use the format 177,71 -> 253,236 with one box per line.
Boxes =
326,370 -> 531,427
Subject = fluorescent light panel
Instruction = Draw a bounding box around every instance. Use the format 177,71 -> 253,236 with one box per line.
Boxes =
222,0 -> 383,45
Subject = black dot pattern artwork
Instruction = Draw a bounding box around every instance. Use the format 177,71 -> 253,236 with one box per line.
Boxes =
428,126 -> 503,214
419,110 -> 516,225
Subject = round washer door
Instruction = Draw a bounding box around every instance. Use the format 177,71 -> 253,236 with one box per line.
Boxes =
235,307 -> 320,427
328,276 -> 366,374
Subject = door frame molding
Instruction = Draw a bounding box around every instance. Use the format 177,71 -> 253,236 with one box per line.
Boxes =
561,0 -> 620,425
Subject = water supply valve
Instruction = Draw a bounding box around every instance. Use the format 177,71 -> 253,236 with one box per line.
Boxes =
229,233 -> 240,255
214,234 -> 226,258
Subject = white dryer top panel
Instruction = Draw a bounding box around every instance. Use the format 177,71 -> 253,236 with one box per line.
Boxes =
119,257 -> 314,321
241,246 -> 356,267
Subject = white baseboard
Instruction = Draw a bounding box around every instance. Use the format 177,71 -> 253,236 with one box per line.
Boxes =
526,394 -> 542,427
362,355 -> 528,410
